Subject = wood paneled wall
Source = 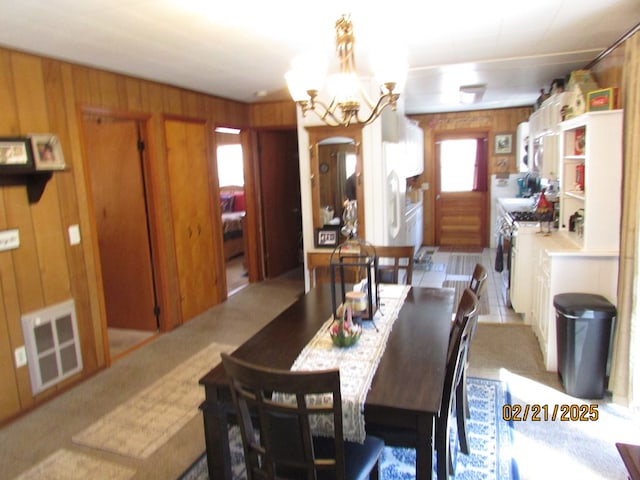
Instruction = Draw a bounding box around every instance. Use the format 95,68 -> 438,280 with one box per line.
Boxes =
0,46 -> 260,424
409,107 -> 533,246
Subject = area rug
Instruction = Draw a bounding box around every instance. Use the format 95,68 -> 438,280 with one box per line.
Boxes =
177,377 -> 519,480
438,246 -> 485,253
13,449 -> 136,480
444,280 -> 491,315
446,254 -> 484,276
72,341 -> 235,460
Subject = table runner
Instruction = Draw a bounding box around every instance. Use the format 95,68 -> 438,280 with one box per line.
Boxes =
288,284 -> 410,443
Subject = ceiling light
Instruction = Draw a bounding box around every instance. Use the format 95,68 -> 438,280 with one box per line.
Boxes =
285,14 -> 407,127
459,84 -> 486,104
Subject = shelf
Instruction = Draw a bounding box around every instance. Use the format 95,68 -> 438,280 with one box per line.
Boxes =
563,155 -> 586,161
564,191 -> 585,201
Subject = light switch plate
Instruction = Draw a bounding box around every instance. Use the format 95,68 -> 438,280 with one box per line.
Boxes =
0,229 -> 20,251
68,225 -> 81,245
14,346 -> 27,368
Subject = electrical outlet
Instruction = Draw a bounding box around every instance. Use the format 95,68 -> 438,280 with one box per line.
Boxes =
14,346 -> 27,367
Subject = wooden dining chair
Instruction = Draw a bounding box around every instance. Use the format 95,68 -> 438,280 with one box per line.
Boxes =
449,288 -> 479,460
220,353 -> 385,480
373,245 -> 414,285
457,262 -> 488,435
469,263 -> 488,300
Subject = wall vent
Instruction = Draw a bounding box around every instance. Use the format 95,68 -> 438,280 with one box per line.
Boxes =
21,299 -> 83,395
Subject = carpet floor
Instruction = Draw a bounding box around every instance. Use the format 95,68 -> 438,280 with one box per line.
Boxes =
178,377 -> 518,480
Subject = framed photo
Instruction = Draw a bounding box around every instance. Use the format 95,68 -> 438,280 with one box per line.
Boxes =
0,137 -> 33,171
494,133 -> 513,155
315,226 -> 340,248
29,134 -> 66,171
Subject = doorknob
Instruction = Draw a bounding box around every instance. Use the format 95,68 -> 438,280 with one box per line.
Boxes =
436,194 -> 441,200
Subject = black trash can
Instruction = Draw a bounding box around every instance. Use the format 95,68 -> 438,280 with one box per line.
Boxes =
554,293 -> 616,399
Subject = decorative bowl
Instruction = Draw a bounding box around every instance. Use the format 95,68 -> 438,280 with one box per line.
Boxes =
329,321 -> 362,347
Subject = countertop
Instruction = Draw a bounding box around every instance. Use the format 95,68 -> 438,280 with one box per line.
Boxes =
533,230 -> 619,257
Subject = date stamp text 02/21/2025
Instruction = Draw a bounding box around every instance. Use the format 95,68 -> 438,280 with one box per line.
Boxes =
502,403 -> 599,422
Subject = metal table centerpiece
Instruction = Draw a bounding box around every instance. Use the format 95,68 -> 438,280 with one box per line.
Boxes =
329,200 -> 379,323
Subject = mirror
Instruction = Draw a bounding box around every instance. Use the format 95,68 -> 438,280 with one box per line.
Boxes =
307,126 -> 364,240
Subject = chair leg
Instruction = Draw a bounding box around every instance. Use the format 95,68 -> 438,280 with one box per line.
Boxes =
370,460 -> 380,480
436,410 -> 453,479
455,378 -> 470,455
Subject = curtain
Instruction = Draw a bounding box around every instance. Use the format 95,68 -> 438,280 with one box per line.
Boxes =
610,30 -> 640,412
473,137 -> 488,192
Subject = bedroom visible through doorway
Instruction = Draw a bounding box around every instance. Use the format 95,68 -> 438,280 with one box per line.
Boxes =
216,127 -> 249,296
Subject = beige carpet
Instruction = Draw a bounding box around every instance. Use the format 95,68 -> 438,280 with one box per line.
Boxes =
13,449 -> 136,480
72,341 -> 235,460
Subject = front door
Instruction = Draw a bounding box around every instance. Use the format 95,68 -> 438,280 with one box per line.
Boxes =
435,133 -> 489,247
84,115 -> 159,331
258,130 -> 302,278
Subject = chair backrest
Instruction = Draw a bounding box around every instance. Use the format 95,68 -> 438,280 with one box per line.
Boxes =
374,245 -> 414,285
220,353 -> 347,480
469,263 -> 488,298
437,287 -> 478,479
448,288 -> 479,363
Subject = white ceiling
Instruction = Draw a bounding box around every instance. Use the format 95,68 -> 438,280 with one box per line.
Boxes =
0,0 -> 638,115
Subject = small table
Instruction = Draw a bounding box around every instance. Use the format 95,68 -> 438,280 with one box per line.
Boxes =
616,443 -> 640,480
199,285 -> 454,480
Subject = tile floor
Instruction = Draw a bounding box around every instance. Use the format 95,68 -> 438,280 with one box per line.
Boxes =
412,247 -> 523,325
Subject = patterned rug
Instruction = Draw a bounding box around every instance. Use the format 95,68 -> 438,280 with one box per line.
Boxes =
13,449 -> 136,480
72,342 -> 235,459
178,377 -> 519,480
446,254 -> 484,276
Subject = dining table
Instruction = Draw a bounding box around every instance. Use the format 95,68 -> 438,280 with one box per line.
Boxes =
198,284 -> 454,480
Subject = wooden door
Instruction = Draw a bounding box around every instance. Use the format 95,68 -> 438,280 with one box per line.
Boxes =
258,130 -> 302,278
165,119 -> 221,321
84,117 -> 158,331
435,134 -> 488,247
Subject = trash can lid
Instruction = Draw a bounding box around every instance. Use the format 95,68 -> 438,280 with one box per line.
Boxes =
553,293 -> 617,318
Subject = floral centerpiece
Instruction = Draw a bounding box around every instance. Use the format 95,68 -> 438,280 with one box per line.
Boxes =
330,304 -> 362,347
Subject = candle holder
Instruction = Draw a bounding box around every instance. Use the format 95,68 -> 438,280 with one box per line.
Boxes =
330,238 -> 379,322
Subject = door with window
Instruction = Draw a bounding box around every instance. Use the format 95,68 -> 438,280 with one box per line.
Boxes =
435,133 -> 489,247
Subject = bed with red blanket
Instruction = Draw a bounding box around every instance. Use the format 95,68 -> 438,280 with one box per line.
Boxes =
220,186 -> 246,261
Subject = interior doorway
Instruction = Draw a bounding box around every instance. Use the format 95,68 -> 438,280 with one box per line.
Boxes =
434,132 -> 489,247
257,129 -> 302,278
82,113 -> 159,359
215,127 -> 249,296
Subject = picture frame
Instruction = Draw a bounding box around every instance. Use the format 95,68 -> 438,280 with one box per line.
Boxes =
494,133 -> 513,155
29,134 -> 66,171
0,137 -> 34,173
314,226 -> 340,248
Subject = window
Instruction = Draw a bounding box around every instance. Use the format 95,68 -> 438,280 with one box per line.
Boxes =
439,139 -> 477,192
217,144 -> 244,186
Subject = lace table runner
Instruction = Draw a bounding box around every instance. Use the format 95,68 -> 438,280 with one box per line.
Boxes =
288,284 -> 410,443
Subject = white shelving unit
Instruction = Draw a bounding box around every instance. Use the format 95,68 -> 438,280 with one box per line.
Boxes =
558,110 -> 623,250
525,110 -> 623,372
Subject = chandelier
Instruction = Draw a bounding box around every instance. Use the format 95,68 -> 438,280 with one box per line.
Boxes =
285,14 -> 407,127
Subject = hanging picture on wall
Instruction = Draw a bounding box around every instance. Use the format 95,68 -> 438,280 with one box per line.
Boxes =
0,138 -> 33,173
494,133 -> 513,155
29,134 -> 66,171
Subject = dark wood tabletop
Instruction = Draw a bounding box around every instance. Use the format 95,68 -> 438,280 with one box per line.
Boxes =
199,285 -> 454,480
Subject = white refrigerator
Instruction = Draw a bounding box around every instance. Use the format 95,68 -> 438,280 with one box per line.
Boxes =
373,142 -> 407,246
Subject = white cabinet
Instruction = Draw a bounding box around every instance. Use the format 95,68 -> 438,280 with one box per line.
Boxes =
529,235 -> 619,371
558,110 -> 623,250
403,119 -> 424,177
522,110 -> 623,372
